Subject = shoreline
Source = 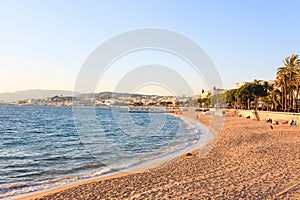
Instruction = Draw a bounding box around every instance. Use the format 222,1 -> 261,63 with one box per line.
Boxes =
18,172 -> 130,200
17,111 -> 300,199
16,110 -> 212,200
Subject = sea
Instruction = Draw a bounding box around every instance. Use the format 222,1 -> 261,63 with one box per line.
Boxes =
0,106 -> 212,199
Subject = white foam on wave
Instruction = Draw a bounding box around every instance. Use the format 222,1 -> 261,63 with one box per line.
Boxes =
3,114 -> 213,200
175,115 -> 214,152
1,174 -> 89,199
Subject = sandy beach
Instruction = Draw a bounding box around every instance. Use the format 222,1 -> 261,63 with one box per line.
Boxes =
23,111 -> 300,199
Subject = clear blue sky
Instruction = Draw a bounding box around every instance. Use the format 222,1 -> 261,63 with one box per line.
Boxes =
1,0 -> 300,94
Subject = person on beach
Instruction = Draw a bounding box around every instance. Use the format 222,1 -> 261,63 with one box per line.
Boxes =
290,120 -> 297,126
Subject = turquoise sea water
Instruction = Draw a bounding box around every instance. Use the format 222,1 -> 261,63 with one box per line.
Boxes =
0,106 -> 210,199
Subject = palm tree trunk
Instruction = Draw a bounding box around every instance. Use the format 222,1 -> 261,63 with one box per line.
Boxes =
285,76 -> 288,111
272,91 -> 276,111
289,90 -> 292,111
281,87 -> 284,111
247,98 -> 250,109
282,86 -> 286,111
295,85 -> 299,112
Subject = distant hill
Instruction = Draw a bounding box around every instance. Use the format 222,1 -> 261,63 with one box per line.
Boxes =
0,90 -> 168,103
77,92 -> 161,100
0,89 -> 78,102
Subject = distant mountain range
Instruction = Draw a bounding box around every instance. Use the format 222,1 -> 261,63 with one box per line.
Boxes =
0,89 -> 78,102
0,90 -> 173,103
78,92 -> 155,99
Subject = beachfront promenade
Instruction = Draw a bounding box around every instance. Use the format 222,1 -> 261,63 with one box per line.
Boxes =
21,110 -> 300,199
232,109 -> 300,123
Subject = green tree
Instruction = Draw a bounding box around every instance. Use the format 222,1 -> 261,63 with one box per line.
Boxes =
211,93 -> 226,108
237,82 -> 267,110
276,54 -> 300,111
226,89 -> 238,108
250,82 -> 268,111
198,97 -> 211,108
293,66 -> 300,112
260,81 -> 275,110
237,84 -> 253,109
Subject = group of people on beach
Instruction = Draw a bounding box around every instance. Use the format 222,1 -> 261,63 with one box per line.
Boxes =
266,118 -> 297,130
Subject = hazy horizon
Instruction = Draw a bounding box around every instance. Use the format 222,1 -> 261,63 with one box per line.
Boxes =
0,88 -> 197,103
1,1 -> 300,95
0,88 -> 195,97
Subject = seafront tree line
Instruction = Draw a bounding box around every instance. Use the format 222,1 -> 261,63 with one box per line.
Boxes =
276,54 -> 300,112
225,82 -> 268,110
198,54 -> 300,113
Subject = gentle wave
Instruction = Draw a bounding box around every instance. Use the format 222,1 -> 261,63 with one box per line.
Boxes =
0,107 -> 213,199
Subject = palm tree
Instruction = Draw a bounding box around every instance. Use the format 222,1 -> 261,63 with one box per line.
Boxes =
294,64 -> 300,112
276,54 -> 300,112
285,54 -> 299,110
276,66 -> 288,111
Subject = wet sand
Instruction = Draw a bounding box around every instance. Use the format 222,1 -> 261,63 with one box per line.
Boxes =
23,111 -> 300,199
